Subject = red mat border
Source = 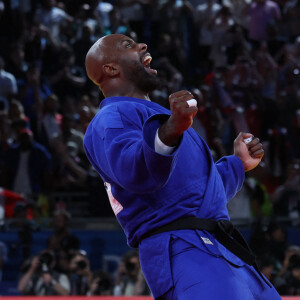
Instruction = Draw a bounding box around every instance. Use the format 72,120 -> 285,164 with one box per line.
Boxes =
0,296 -> 297,299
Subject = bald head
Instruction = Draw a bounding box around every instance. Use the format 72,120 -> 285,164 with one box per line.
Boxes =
85,34 -> 160,98
85,34 -> 128,86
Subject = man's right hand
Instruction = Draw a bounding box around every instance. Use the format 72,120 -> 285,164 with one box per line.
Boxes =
158,90 -> 198,147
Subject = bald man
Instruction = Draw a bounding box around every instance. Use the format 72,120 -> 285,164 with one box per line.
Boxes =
83,34 -> 281,300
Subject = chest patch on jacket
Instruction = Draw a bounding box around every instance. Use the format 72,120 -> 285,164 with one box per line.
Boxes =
105,182 -> 123,215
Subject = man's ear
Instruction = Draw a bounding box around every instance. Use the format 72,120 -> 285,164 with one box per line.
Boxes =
102,63 -> 120,77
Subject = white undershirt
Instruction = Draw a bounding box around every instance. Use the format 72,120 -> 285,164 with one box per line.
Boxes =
154,129 -> 175,155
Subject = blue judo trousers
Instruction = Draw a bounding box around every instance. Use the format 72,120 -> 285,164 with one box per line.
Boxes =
84,97 -> 282,300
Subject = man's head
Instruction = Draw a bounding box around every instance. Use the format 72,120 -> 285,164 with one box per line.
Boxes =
85,34 -> 160,98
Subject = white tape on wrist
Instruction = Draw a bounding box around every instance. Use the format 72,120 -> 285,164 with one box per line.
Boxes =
244,136 -> 253,144
186,99 -> 197,107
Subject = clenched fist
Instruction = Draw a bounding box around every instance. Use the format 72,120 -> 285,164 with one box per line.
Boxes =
159,90 -> 198,147
234,132 -> 264,172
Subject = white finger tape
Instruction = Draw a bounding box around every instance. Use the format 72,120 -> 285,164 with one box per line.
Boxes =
187,99 -> 197,107
244,136 -> 253,144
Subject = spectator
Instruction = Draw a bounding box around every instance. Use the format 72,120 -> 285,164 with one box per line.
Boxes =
195,0 -> 221,68
272,161 -> 300,220
18,249 -> 71,295
18,63 -> 52,138
113,250 -> 150,296
0,56 -> 18,101
61,114 -> 85,157
8,99 -> 30,132
88,270 -> 113,296
69,249 -> 93,295
41,94 -> 62,146
247,0 -> 281,50
34,0 -> 73,43
0,240 -> 8,281
274,253 -> 300,295
47,209 -> 80,255
1,128 -> 52,197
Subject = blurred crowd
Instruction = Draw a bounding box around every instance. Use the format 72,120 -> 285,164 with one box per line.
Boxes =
0,0 -> 299,295
7,208 -> 300,296
16,208 -> 151,296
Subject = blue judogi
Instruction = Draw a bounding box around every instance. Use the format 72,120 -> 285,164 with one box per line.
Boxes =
84,97 -> 281,300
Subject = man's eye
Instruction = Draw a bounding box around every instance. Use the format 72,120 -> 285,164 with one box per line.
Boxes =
126,43 -> 132,48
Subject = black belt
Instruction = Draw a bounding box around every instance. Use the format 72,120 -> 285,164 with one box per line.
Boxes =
138,217 -> 271,287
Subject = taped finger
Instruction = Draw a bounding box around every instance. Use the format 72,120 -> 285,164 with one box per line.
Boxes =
186,99 -> 197,108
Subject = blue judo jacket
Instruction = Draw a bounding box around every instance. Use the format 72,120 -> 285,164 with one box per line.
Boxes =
83,96 -> 245,298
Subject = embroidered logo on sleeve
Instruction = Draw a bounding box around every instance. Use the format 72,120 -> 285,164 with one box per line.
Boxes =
104,182 -> 123,215
201,237 -> 214,245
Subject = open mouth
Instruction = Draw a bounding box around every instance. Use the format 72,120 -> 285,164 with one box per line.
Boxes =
142,53 -> 157,75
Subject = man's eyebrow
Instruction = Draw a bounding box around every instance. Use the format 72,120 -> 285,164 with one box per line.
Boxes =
121,39 -> 134,45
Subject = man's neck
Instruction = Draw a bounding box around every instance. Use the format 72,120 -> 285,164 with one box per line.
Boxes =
105,91 -> 151,101
101,81 -> 151,101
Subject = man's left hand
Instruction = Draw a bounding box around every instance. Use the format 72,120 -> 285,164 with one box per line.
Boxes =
233,132 -> 264,172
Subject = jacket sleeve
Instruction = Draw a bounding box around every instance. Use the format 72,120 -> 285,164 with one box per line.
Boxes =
84,106 -> 180,194
215,155 -> 245,201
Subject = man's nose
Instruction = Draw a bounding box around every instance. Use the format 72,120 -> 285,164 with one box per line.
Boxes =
138,43 -> 147,52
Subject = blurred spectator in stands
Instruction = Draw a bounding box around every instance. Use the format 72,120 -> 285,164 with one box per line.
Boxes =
115,0 -> 147,40
107,7 -> 132,36
72,23 -> 95,69
41,94 -> 62,147
209,5 -> 236,68
247,163 -> 273,218
151,34 -> 185,87
282,0 -> 300,42
4,43 -> 27,87
254,42 -> 278,102
190,87 -> 212,143
0,240 -> 8,281
51,137 -> 89,191
78,105 -> 94,134
47,209 -> 79,256
48,44 -> 86,103
1,128 -> 52,198
277,245 -> 300,277
0,99 -> 12,154
88,270 -> 113,296
195,0 -> 221,70
23,22 -> 58,72
18,249 -> 70,295
273,252 -> 300,295
73,3 -> 100,41
246,0 -> 281,52
157,0 -> 194,80
227,175 -> 255,221
69,249 -> 93,295
257,254 -> 275,283
272,161 -> 300,221
11,202 -> 35,262
0,56 -> 18,101
93,0 -> 114,35
226,55 -> 263,110
113,250 -> 150,296
34,0 -> 73,43
61,114 -> 85,157
7,100 -> 30,147
267,221 -> 289,269
290,109 -> 300,161
79,93 -> 99,119
18,63 -> 52,139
